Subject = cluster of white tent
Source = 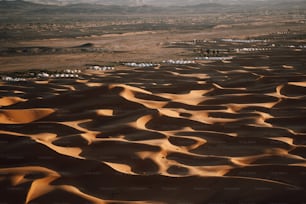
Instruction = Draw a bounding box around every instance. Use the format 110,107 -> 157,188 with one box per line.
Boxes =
162,60 -> 195,64
221,39 -> 266,43
195,56 -> 233,60
275,31 -> 290,35
124,62 -> 158,68
63,69 -> 82,74
1,70 -> 82,82
1,76 -> 26,82
37,72 -> 50,78
285,45 -> 306,49
37,72 -> 79,78
171,41 -> 194,45
235,48 -> 271,52
88,65 -> 115,71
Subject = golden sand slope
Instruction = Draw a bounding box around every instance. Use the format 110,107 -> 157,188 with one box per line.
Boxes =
1,49 -> 306,203
0,108 -> 54,124
0,96 -> 27,107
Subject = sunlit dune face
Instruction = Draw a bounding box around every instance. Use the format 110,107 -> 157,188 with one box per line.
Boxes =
282,65 -> 295,69
0,97 -> 27,107
96,109 -> 114,116
0,109 -> 54,124
288,82 -> 306,87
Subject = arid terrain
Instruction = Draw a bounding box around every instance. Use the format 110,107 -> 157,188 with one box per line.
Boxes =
1,1 -> 306,204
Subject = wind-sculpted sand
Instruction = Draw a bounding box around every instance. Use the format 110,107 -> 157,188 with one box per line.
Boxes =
1,47 -> 306,203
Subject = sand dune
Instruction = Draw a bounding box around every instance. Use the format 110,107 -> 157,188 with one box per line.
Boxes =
0,96 -> 27,107
0,108 -> 54,124
1,41 -> 306,203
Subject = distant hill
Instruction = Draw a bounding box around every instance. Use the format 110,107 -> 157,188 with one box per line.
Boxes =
0,0 -> 224,15
0,0 -> 58,14
0,0 -> 305,15
6,0 -> 141,6
0,1 -> 139,14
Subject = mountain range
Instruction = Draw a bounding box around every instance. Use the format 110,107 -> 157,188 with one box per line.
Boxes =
0,0 -> 305,15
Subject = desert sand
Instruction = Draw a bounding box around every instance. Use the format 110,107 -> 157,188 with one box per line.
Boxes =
1,30 -> 306,203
